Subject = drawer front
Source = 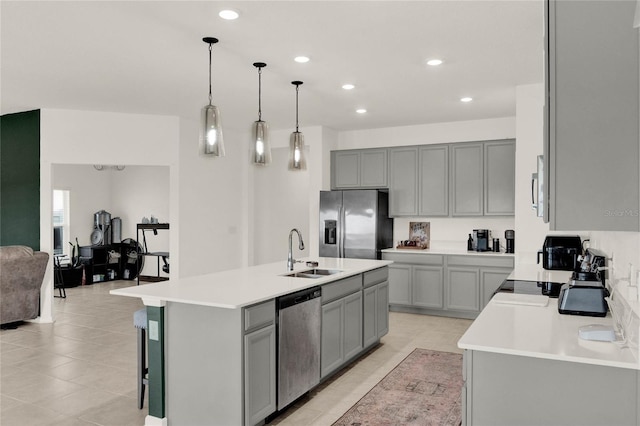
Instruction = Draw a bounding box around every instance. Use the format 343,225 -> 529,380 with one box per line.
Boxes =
447,255 -> 514,269
363,267 -> 389,288
244,299 -> 276,332
382,252 -> 444,265
322,275 -> 362,304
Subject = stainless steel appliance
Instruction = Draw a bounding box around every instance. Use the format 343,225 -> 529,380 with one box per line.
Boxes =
319,190 -> 393,259
277,286 -> 321,410
537,235 -> 582,270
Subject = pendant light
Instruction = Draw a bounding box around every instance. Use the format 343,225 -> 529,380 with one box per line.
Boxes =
201,37 -> 224,156
288,81 -> 306,170
252,62 -> 271,165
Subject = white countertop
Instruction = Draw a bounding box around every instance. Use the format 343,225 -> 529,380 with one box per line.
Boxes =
382,248 -> 515,257
110,257 -> 392,309
508,263 -> 573,283
459,264 -> 640,370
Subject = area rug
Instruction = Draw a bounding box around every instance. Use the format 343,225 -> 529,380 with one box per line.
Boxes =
333,348 -> 463,426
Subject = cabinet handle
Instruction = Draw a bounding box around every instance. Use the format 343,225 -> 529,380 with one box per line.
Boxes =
531,173 -> 538,210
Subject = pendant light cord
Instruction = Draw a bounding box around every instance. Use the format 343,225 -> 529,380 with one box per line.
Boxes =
295,84 -> 299,132
208,43 -> 213,106
258,67 -> 263,121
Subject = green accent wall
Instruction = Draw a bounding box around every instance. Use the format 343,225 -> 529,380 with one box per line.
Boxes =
0,110 -> 41,250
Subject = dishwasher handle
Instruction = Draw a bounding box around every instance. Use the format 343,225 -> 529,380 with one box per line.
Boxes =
277,286 -> 321,310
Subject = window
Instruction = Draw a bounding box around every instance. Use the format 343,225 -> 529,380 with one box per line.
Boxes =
53,190 -> 70,257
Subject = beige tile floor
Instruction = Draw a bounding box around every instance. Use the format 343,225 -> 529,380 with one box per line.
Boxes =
1,280 -> 472,426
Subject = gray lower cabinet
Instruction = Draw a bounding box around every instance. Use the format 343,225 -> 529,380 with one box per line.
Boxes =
364,281 -> 389,348
244,325 -> 276,426
463,350 -> 639,425
446,267 -> 480,312
331,149 -> 388,189
383,252 -> 514,318
321,291 -> 363,378
243,300 -> 277,426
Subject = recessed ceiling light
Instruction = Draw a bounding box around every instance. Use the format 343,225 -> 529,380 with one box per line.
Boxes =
356,108 -> 367,114
460,97 -> 473,103
294,56 -> 310,63
342,84 -> 355,90
218,9 -> 239,20
426,59 -> 443,66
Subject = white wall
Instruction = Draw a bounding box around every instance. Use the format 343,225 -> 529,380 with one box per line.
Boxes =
177,118 -> 247,277
40,109 -> 179,322
337,117 -> 517,247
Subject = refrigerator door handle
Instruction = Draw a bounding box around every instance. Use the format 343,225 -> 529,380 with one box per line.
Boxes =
339,205 -> 345,258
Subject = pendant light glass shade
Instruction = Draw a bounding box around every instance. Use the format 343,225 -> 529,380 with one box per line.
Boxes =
288,81 -> 306,170
202,104 -> 224,156
252,62 -> 271,165
200,37 -> 224,156
288,131 -> 306,170
252,120 -> 271,165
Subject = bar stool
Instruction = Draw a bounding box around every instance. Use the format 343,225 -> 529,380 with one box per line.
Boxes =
134,308 -> 148,409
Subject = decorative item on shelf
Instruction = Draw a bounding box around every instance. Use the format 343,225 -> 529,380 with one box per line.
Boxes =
252,62 -> 271,166
397,222 -> 430,249
200,37 -> 224,157
288,81 -> 306,170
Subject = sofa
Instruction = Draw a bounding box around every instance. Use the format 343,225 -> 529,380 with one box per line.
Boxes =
1,245 -> 49,324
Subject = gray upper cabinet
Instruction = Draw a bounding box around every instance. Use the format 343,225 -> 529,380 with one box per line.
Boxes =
331,149 -> 388,189
546,0 -> 639,231
419,145 -> 449,216
389,147 -> 419,216
451,143 -> 484,216
484,141 -> 516,216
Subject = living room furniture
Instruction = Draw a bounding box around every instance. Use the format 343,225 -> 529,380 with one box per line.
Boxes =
53,254 -> 67,298
79,244 -> 125,284
137,223 -> 169,285
0,245 -> 49,325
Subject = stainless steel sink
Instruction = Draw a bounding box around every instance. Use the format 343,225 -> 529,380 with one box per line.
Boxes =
283,268 -> 342,279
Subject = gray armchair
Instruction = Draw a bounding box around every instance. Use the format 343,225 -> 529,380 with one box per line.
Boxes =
1,246 -> 49,324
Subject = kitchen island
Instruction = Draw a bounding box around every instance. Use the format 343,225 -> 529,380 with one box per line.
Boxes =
458,265 -> 640,425
111,257 -> 392,426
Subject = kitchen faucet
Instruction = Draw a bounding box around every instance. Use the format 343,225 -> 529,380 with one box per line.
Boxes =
287,228 -> 305,271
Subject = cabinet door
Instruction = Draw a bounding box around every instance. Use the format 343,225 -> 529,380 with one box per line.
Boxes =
447,267 -> 480,312
481,269 -> 511,310
389,147 -> 418,216
548,0 -> 639,231
412,266 -> 444,309
332,151 -> 360,189
360,149 -> 388,188
343,291 -> 363,361
419,145 -> 449,216
363,286 -> 377,348
376,282 -> 389,339
244,325 -> 276,426
321,299 -> 344,378
388,264 -> 412,305
451,144 -> 483,216
484,141 -> 515,216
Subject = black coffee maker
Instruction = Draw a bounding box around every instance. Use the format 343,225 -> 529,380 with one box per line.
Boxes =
505,230 -> 514,253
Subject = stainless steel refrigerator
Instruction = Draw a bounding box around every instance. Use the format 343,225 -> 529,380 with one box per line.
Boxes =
319,190 -> 393,259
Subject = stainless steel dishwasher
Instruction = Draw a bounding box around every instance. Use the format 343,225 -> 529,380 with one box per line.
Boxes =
276,286 -> 321,410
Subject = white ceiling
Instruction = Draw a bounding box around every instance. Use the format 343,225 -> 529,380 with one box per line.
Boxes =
1,1 -> 543,133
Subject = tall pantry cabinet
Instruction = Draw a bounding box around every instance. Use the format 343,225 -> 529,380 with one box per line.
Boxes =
545,0 -> 639,231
